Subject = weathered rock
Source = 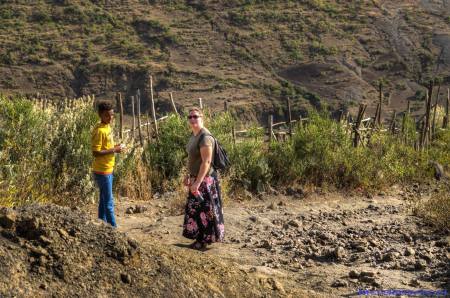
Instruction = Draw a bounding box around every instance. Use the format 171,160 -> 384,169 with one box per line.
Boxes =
288,219 -> 300,228
359,276 -> 376,284
415,259 -> 427,270
409,279 -> 420,287
404,247 -> 415,256
360,271 -> 375,277
259,240 -> 272,250
134,205 -> 147,214
348,270 -> 360,279
0,209 -> 17,228
331,279 -> 348,288
249,216 -> 258,223
120,273 -> 131,284
382,251 -> 400,262
334,246 -> 346,260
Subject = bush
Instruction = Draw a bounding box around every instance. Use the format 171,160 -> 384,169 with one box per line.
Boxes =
0,95 -> 97,206
144,114 -> 190,191
414,183 -> 450,229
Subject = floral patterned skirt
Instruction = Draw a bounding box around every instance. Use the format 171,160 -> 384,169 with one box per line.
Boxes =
182,174 -> 225,244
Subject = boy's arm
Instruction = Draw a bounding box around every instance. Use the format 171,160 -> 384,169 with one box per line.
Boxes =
93,147 -> 119,157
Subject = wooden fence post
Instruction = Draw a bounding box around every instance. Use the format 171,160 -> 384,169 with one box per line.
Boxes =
286,97 -> 292,137
117,92 -> 124,140
224,100 -> 228,112
136,90 -> 144,146
149,75 -> 159,141
431,83 -> 441,137
420,81 -> 433,149
390,110 -> 397,134
169,92 -> 178,115
444,88 -> 449,129
353,104 -> 367,147
377,81 -> 383,127
231,126 -> 236,146
146,112 -> 152,142
131,95 -> 136,141
198,98 -> 203,109
268,115 -> 274,142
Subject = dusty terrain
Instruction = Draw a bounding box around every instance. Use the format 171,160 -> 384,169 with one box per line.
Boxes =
0,205 -> 316,297
0,183 -> 448,297
96,184 -> 449,297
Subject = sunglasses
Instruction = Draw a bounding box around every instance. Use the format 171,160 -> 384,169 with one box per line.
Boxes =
187,115 -> 201,119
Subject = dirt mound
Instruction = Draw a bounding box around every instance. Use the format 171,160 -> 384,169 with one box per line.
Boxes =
0,204 -> 300,297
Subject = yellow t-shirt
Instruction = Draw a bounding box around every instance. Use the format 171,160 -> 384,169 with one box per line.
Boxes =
91,122 -> 115,174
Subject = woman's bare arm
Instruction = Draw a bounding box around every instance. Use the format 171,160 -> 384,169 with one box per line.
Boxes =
190,145 -> 213,192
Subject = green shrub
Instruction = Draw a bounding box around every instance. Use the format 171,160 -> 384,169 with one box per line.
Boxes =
0,95 -> 97,206
144,114 -> 190,191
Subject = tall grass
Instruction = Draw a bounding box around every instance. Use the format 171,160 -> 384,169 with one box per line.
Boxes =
0,95 -> 97,206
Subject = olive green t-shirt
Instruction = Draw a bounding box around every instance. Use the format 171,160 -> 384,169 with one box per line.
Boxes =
186,128 -> 215,176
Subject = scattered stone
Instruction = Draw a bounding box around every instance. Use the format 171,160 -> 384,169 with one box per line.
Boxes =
268,203 -> 276,210
360,271 -> 375,277
30,246 -> 49,257
409,279 -> 420,287
120,273 -> 131,284
125,207 -> 135,214
259,240 -> 272,250
249,216 -> 258,223
334,246 -> 346,260
267,278 -> 285,293
415,259 -> 427,270
359,276 -> 376,284
435,239 -> 448,247
57,228 -> 70,239
382,251 -> 400,262
418,253 -> 433,263
348,270 -> 360,279
331,279 -> 348,288
403,233 -> 413,242
0,209 -> 17,228
287,219 -> 300,228
404,247 -> 415,256
134,205 -> 147,214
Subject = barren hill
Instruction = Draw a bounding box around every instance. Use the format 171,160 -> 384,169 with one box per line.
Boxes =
0,0 -> 449,122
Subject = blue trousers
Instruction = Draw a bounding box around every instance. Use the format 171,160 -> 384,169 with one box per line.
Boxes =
94,173 -> 116,227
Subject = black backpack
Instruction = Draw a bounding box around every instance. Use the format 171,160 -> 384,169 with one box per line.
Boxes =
198,132 -> 231,171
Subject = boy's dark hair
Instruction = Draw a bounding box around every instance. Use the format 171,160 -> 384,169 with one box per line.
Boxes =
97,101 -> 114,112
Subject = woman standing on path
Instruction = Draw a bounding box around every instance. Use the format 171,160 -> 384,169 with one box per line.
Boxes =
182,108 -> 225,250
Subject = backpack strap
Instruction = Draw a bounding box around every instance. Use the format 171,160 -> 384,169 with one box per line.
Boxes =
197,131 -> 214,150
197,131 -> 216,172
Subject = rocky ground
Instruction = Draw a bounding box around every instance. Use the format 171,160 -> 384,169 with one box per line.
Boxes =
0,184 -> 448,297
0,205 -> 314,297
112,184 -> 449,297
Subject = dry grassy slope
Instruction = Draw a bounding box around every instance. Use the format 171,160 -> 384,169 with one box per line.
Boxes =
0,0 -> 449,123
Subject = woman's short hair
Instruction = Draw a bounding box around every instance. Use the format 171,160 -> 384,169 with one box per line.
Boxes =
188,107 -> 203,116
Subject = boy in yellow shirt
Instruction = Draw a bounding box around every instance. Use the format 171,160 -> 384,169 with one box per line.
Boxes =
91,102 -> 124,227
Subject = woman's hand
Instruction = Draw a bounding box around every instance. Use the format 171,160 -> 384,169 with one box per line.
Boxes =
190,180 -> 201,195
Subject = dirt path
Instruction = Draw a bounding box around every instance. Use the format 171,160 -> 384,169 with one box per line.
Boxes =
88,185 -> 449,297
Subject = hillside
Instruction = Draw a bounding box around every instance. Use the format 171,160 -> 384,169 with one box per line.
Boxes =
1,0 -> 450,122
